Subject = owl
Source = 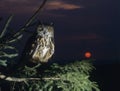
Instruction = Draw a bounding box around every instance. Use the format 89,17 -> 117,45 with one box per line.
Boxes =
28,24 -> 55,63
21,24 -> 55,64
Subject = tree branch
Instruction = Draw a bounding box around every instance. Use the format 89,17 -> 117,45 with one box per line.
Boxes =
13,0 -> 48,38
0,73 -> 60,82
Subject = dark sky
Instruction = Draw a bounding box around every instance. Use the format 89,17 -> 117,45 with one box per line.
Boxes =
0,0 -> 120,63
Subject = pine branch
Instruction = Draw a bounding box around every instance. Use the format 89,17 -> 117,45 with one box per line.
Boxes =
0,15 -> 13,38
0,60 -> 7,67
13,0 -> 48,38
0,52 -> 18,58
0,73 -> 60,82
0,61 -> 100,91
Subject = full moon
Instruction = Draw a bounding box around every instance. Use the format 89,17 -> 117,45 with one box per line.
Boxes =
84,52 -> 92,58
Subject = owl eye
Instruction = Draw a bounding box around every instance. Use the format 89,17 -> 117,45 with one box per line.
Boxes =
37,25 -> 43,31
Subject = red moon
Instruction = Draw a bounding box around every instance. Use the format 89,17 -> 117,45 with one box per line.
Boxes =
85,52 -> 92,58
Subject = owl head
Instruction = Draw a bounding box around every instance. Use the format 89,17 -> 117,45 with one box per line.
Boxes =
37,24 -> 54,38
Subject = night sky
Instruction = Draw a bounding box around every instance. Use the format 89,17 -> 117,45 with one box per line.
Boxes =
0,0 -> 120,63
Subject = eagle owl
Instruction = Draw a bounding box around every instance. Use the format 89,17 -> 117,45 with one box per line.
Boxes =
25,24 -> 55,63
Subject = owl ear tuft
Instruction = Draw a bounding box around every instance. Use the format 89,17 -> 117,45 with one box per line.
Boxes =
50,22 -> 54,26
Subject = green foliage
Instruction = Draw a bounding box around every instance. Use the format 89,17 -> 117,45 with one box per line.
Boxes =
0,59 -> 7,66
0,15 -> 19,67
19,64 -> 41,77
11,60 -> 100,91
0,15 -> 13,38
52,61 -> 98,91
